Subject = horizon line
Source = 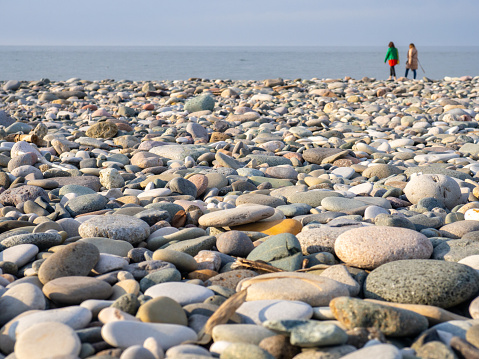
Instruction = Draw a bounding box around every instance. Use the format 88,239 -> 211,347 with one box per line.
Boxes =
0,44 -> 476,48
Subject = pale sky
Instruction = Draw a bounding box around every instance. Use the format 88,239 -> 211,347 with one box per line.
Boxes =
1,0 -> 478,47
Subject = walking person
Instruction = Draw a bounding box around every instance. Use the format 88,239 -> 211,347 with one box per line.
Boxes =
405,43 -> 418,79
384,42 -> 399,81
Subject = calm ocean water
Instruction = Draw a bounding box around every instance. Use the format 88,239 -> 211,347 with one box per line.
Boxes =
1,46 -> 478,82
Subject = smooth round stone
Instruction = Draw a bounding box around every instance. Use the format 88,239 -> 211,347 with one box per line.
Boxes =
216,231 -> 254,257
80,237 -> 134,257
0,243 -> 38,267
144,282 -> 214,305
237,272 -> 349,307
14,322 -> 81,359
78,214 -> 150,244
340,344 -> 400,359
198,205 -> 275,227
288,190 -> 342,207
101,321 -> 197,350
334,226 -> 433,269
364,259 -> 479,308
136,296 -> 188,325
0,283 -> 46,326
152,249 -> 198,272
404,173 -> 462,210
1,232 -> 62,251
212,324 -> 276,345
38,241 -> 100,284
137,188 -> 172,199
43,276 -> 113,305
65,193 -> 109,216
11,306 -> 92,339
236,299 -> 313,325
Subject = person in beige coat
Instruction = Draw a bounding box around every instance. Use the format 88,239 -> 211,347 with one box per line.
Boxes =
405,43 -> 418,79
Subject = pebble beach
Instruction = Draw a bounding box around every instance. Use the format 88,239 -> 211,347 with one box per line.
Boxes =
1,75 -> 479,358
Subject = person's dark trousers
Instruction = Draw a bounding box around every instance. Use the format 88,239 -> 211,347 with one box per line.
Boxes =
405,69 -> 417,79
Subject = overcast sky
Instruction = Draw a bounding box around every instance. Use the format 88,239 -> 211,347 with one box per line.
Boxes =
1,0 -> 478,47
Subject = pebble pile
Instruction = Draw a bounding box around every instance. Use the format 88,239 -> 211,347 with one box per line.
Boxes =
0,75 -> 479,358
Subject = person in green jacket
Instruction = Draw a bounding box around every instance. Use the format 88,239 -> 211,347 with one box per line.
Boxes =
384,42 -> 399,81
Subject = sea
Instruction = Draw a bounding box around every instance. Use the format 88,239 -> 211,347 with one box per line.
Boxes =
1,46 -> 478,82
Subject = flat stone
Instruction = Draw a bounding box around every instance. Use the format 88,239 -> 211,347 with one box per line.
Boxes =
78,214 -> 150,245
80,237 -> 133,257
11,306 -> 92,339
212,324 -> 276,345
237,272 -> 349,307
330,297 -> 428,337
42,276 -> 113,305
101,321 -> 197,350
65,193 -> 108,216
198,205 -> 275,227
0,244 -> 38,267
1,232 -> 62,251
144,282 -> 214,305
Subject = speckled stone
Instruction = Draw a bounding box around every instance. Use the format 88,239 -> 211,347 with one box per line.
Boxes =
364,259 -> 479,308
